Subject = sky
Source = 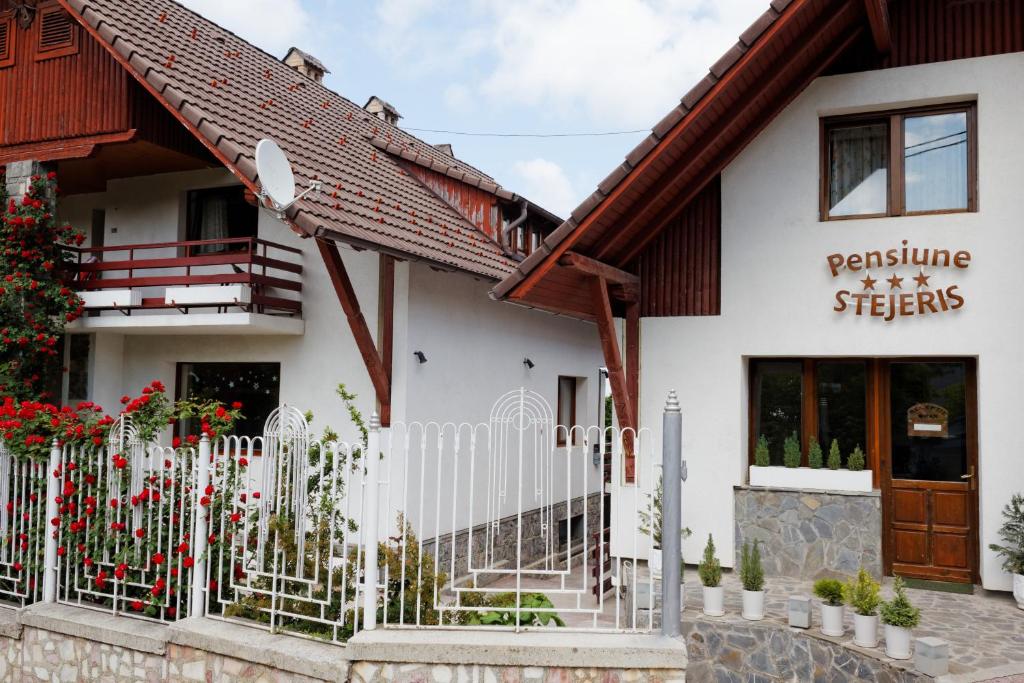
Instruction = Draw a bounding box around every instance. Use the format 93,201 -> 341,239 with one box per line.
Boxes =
179,0 -> 768,218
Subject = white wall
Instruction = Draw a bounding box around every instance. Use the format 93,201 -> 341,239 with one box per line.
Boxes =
388,262 -> 606,538
640,52 -> 1024,590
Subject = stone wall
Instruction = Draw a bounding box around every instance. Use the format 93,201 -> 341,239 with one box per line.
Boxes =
423,493 -> 604,584
683,619 -> 926,682
350,662 -> 684,682
734,485 -> 882,580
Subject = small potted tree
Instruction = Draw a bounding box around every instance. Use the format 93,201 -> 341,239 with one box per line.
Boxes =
812,578 -> 845,637
879,577 -> 920,660
988,493 -> 1024,610
844,568 -> 882,647
698,534 -> 724,616
637,474 -> 691,580
739,540 -> 765,620
783,432 -> 801,468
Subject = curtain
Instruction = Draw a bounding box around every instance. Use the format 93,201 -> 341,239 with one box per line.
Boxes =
829,123 -> 888,217
196,195 -> 229,253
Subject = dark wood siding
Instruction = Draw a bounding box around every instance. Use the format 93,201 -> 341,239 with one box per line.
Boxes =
633,175 -> 720,317
0,8 -> 130,146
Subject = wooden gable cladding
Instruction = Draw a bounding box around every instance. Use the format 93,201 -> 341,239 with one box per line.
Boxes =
0,8 -> 128,146
631,175 -> 720,317
402,162 -> 502,241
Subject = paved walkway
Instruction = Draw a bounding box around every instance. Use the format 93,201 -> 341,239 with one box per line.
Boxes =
480,562 -> 1024,682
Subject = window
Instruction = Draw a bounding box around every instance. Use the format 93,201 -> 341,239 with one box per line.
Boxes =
749,359 -> 868,468
34,1 -> 78,60
66,335 -> 91,404
176,362 -> 280,440
0,13 -> 15,68
556,376 -> 577,446
821,103 -> 976,220
185,186 -> 258,253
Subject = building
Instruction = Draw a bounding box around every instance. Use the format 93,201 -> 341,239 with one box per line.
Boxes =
0,0 -> 605,545
493,0 -> 1024,592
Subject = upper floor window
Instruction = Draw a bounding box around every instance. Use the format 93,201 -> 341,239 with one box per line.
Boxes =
186,186 -> 258,253
821,103 -> 976,220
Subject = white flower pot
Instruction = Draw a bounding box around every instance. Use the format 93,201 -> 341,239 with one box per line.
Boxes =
702,585 -> 724,616
742,589 -> 765,621
649,548 -> 662,578
1014,573 -> 1024,610
884,624 -> 913,660
820,603 -> 844,637
853,613 -> 879,647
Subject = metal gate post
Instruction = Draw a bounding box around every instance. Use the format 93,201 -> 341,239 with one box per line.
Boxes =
362,412 -> 382,630
190,435 -> 211,617
661,391 -> 682,637
42,439 -> 61,603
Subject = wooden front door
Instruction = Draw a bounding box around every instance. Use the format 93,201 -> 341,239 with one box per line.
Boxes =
882,360 -> 979,583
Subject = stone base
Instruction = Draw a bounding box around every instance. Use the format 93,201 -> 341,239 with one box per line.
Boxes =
734,485 -> 882,580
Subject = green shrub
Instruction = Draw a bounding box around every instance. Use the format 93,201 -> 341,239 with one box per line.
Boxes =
739,540 -> 764,592
782,432 -> 801,468
698,534 -> 722,588
460,591 -> 565,628
847,445 -> 866,472
843,568 -> 881,616
880,576 -> 920,629
989,493 -> 1024,575
813,578 -> 844,607
807,437 -> 823,469
754,435 -> 770,466
827,439 -> 842,470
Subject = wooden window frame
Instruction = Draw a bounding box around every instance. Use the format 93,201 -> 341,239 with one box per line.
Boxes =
748,358 -> 881,486
819,101 -> 978,221
34,1 -> 79,61
556,375 -> 577,447
0,12 -> 15,69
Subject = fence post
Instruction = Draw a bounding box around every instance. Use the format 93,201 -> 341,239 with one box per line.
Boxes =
362,412 -> 381,630
661,391 -> 682,637
42,438 -> 61,603
190,435 -> 211,618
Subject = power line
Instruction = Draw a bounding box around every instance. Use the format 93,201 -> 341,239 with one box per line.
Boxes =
403,126 -> 649,138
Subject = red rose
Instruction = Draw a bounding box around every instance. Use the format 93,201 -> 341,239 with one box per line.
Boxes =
183,556 -> 194,568
131,600 -> 143,611
135,528 -> 145,539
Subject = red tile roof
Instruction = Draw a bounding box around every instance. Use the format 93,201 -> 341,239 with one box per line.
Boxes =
60,0 -> 518,280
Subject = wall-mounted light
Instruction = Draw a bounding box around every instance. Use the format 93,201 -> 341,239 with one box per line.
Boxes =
414,351 -> 427,364
523,357 -> 534,369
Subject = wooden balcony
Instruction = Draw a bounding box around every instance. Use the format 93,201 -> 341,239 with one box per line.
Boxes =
63,237 -> 304,335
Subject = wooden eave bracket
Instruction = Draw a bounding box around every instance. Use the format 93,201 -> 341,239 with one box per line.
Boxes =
560,252 -> 638,287
316,238 -> 392,421
864,0 -> 891,53
589,275 -> 637,436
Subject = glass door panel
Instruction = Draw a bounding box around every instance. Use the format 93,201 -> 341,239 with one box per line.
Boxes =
889,362 -> 967,481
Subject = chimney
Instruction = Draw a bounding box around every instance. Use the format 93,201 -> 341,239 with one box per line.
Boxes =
364,96 -> 402,127
283,47 -> 329,83
433,143 -> 454,157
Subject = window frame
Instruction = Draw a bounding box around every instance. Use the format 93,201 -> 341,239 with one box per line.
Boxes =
556,375 -> 577,447
174,361 -> 281,442
34,1 -> 79,61
819,101 -> 978,221
748,358 -> 876,471
0,12 -> 15,69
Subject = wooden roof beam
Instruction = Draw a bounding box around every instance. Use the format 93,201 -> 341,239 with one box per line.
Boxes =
864,0 -> 891,54
316,238 -> 392,416
590,275 -> 636,436
560,252 -> 638,286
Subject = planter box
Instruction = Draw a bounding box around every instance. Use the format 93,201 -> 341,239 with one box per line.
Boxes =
165,284 -> 251,306
749,466 -> 872,493
79,289 -> 142,309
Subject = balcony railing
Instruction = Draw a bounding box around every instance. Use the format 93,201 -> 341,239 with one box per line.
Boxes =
63,237 -> 302,316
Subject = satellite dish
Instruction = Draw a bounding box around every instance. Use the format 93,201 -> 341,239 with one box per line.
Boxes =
255,139 -> 296,207
254,139 -> 320,217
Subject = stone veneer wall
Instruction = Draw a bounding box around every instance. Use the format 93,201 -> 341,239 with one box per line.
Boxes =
682,619 -> 926,682
422,492 -> 603,583
734,485 -> 882,580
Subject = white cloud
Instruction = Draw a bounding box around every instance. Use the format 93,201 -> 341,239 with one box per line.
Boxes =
481,0 -> 763,126
443,83 -> 474,112
509,158 -> 576,218
178,0 -> 312,56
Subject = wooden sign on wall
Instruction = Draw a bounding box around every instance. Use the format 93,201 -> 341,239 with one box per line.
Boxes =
907,403 -> 949,438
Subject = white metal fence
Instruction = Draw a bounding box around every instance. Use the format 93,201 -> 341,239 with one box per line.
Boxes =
0,388 -> 675,643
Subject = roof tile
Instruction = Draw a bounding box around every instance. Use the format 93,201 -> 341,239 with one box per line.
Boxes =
740,8 -> 780,46
570,191 -> 604,224
65,0 -> 521,280
625,134 -> 659,167
652,105 -> 688,139
710,44 -> 746,78
681,74 -> 718,109
597,163 -> 632,195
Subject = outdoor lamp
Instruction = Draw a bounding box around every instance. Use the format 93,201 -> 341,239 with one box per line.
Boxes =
414,351 -> 427,364
788,595 -> 811,629
523,357 -> 535,369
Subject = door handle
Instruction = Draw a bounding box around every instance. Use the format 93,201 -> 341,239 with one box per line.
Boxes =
960,473 -> 974,479
961,466 -> 976,490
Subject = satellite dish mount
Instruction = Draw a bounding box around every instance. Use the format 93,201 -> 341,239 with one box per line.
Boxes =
254,138 -> 321,219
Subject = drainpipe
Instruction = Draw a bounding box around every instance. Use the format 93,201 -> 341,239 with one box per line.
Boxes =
501,198 -> 529,242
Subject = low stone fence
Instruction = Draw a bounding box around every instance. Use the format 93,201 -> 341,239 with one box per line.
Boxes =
0,604 -> 687,682
734,485 -> 882,580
